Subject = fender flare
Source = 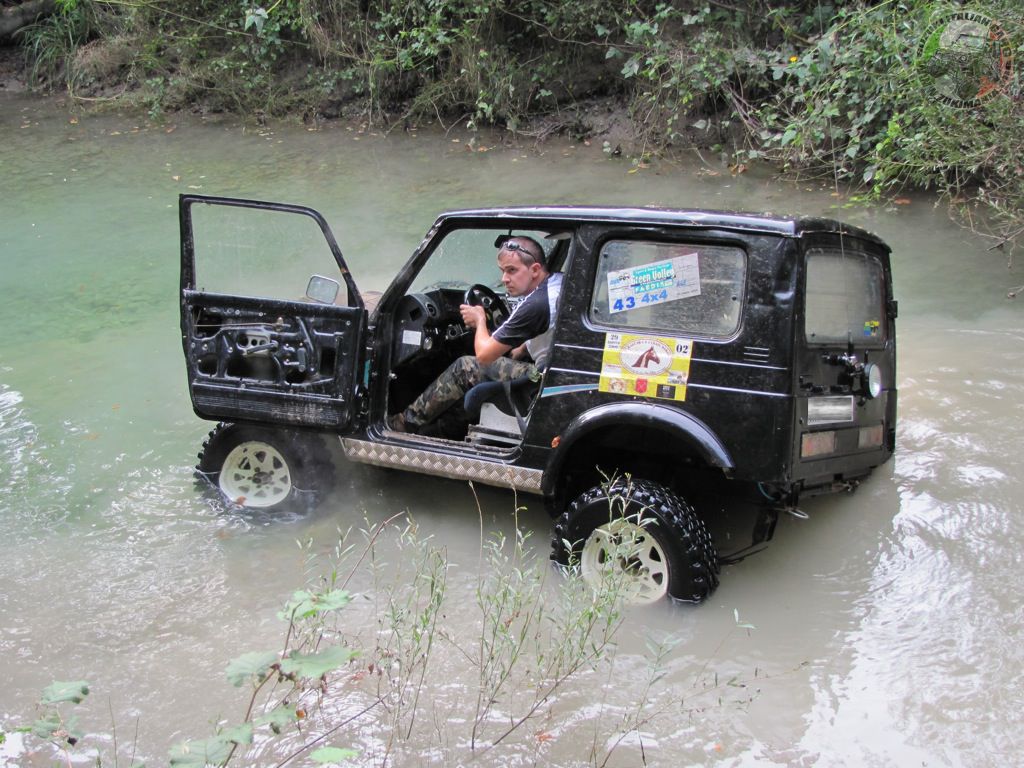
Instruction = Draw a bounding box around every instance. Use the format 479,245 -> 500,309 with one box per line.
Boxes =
541,402 -> 734,498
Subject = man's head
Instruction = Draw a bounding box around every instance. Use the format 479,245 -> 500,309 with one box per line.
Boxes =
497,236 -> 548,297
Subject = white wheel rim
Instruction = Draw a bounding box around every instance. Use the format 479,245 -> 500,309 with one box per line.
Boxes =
580,518 -> 670,604
219,440 -> 292,508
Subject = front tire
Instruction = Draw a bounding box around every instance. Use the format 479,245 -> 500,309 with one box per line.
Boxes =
196,423 -> 333,512
552,479 -> 719,604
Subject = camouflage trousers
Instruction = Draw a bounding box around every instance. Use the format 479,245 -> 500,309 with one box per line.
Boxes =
405,355 -> 538,428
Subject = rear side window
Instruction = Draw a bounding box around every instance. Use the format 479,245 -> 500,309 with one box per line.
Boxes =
589,239 -> 745,337
805,248 -> 886,345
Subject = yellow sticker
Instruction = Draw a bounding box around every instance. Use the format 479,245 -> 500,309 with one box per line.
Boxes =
599,333 -> 693,401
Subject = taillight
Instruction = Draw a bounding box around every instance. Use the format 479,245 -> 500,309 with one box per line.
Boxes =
801,431 -> 837,458
858,424 -> 884,448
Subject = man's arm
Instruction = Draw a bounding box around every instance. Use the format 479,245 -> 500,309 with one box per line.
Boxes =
461,304 -> 513,364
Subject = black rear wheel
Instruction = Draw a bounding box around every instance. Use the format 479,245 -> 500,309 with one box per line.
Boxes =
196,423 -> 333,512
552,478 -> 719,604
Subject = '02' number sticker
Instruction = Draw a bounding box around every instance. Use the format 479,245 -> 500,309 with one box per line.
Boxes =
599,333 -> 694,402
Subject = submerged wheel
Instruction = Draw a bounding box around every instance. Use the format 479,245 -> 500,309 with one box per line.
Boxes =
196,423 -> 333,512
552,479 -> 719,605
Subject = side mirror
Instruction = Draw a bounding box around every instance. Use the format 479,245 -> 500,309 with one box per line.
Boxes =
306,275 -> 340,304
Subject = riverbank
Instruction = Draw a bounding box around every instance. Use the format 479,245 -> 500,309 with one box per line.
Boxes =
0,42 -> 25,91
2,0 -> 1023,263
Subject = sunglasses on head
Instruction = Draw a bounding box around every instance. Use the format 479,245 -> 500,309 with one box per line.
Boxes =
494,235 -> 544,265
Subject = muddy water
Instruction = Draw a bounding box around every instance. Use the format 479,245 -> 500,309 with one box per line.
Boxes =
1,93 -> 1022,767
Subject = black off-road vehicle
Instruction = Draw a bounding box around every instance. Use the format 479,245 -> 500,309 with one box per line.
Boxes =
180,194 -> 897,604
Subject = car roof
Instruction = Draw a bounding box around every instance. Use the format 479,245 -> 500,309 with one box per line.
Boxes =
434,205 -> 887,248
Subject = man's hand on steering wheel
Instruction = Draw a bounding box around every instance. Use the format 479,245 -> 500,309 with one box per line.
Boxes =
459,303 -> 487,329
463,284 -> 509,331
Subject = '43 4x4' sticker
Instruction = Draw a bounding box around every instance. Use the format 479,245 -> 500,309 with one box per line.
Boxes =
599,333 -> 693,401
606,252 -> 701,314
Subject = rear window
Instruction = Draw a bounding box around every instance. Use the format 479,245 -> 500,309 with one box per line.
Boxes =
589,239 -> 745,337
805,248 -> 886,345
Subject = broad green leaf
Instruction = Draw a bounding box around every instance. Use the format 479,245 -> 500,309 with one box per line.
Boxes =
219,723 -> 254,746
255,705 -> 298,732
280,646 -> 357,679
30,711 -> 62,739
920,29 -> 942,63
169,735 -> 232,766
281,588 -> 351,620
226,651 -> 279,687
311,746 -> 360,764
41,681 -> 90,705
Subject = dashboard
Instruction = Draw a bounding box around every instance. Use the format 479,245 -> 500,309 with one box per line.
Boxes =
392,288 -> 475,367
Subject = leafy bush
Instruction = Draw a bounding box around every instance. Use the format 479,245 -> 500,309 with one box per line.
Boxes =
14,0 -> 1024,252
754,0 -> 1024,253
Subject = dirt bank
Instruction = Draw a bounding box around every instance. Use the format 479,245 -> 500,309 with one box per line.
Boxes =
0,43 -> 26,92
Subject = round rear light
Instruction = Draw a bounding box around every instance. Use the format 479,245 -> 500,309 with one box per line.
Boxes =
864,363 -> 883,398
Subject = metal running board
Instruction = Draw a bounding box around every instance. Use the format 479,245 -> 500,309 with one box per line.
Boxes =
342,438 -> 543,494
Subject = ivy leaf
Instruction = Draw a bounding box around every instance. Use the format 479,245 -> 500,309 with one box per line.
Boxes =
605,46 -> 622,60
311,746 -> 360,765
621,56 -> 640,79
280,646 -> 357,679
244,7 -> 268,34
226,651 -> 279,687
41,681 -> 90,705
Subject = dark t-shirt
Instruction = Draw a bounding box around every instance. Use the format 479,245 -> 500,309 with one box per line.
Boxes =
492,276 -> 556,350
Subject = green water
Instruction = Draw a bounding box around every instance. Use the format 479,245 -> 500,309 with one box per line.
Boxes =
2,92 -> 1022,767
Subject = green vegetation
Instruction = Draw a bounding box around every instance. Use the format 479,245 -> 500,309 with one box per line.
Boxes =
3,489 -> 765,766
8,0 -> 1024,253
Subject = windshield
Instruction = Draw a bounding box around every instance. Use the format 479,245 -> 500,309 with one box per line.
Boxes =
410,227 -> 554,294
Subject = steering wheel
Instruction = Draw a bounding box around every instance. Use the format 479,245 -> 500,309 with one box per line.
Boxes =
464,284 -> 509,331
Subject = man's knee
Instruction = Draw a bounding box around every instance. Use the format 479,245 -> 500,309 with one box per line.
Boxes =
452,355 -> 484,388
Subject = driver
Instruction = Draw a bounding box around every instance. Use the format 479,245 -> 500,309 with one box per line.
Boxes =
388,236 -> 562,434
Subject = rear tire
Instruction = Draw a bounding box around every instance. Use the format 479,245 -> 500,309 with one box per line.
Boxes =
195,423 -> 333,512
552,478 -> 719,604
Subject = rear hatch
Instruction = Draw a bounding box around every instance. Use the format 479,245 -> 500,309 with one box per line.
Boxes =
792,231 -> 897,488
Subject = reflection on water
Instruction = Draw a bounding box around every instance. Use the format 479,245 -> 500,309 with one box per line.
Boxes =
2,92 -> 1023,766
